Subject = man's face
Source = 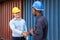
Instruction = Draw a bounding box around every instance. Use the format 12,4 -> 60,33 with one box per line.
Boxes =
13,12 -> 21,18
32,8 -> 37,16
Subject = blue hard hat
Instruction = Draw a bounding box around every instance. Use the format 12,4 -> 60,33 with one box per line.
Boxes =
32,1 -> 44,11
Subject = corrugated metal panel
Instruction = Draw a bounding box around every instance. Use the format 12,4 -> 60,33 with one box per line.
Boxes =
0,4 -> 2,38
58,0 -> 60,40
44,0 -> 59,40
0,0 -> 22,40
23,0 -> 59,40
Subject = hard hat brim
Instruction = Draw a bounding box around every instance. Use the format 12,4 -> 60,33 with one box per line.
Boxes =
32,7 -> 44,11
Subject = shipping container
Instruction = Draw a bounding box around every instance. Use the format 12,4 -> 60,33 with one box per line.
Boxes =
0,0 -> 60,40
0,0 -> 23,40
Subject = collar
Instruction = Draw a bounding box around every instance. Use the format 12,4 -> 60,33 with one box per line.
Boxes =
14,17 -> 22,21
36,13 -> 43,19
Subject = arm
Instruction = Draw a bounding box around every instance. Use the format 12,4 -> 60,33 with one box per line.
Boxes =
24,23 -> 27,32
23,22 -> 28,40
9,21 -> 22,35
29,20 -> 43,39
33,21 -> 43,39
33,17 -> 48,39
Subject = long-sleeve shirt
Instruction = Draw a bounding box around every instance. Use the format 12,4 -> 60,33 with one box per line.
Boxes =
9,18 -> 28,40
33,14 -> 48,40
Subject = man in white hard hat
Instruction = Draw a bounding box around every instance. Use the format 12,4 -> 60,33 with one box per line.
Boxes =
9,7 -> 28,40
29,1 -> 48,40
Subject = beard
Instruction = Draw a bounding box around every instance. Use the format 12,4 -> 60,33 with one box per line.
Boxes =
34,14 -> 37,16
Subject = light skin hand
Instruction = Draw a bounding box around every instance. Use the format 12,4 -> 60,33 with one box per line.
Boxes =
22,32 -> 28,37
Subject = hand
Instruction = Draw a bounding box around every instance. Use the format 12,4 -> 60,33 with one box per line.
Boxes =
22,32 -> 28,37
30,28 -> 34,35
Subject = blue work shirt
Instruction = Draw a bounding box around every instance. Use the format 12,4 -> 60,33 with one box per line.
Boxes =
33,14 -> 48,40
9,18 -> 28,40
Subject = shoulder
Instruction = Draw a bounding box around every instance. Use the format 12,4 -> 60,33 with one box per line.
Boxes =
21,19 -> 26,23
9,18 -> 15,24
40,16 -> 47,20
39,16 -> 46,20
38,16 -> 47,22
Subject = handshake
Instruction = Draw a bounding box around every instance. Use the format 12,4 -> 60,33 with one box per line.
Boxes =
22,28 -> 34,37
22,32 -> 29,37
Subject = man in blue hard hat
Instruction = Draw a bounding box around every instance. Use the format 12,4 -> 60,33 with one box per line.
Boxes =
29,1 -> 48,40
